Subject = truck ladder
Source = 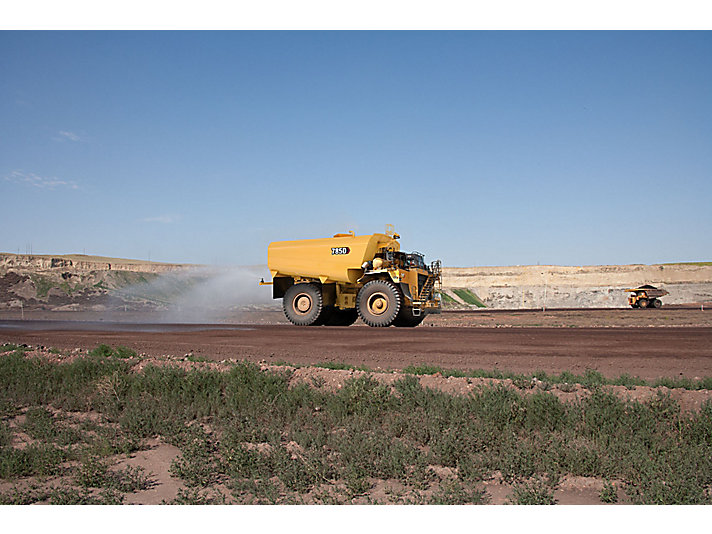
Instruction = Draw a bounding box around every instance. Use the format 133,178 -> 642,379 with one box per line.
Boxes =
417,275 -> 436,303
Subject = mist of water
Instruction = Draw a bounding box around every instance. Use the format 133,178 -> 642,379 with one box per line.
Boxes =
108,265 -> 277,323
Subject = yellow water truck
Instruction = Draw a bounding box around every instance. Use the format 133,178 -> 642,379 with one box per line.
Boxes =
261,226 -> 441,327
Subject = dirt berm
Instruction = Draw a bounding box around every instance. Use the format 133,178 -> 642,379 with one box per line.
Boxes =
442,263 -> 712,309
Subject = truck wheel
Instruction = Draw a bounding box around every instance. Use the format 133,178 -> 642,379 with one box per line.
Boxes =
324,308 -> 359,326
283,283 -> 324,326
357,280 -> 401,327
638,298 -> 649,309
393,307 -> 424,327
652,299 -> 662,308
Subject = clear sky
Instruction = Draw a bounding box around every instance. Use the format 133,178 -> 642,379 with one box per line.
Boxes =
1,31 -> 710,267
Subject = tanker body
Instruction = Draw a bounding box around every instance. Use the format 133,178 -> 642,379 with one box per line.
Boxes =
262,227 -> 441,327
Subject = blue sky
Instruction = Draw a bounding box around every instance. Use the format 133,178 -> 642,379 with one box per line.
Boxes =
1,31 -> 710,267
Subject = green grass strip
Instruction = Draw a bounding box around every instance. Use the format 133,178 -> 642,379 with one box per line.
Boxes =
452,288 -> 486,307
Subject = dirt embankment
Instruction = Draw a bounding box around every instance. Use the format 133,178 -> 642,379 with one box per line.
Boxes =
0,253 -> 189,274
0,253 -> 195,312
442,263 -> 712,309
2,252 -> 711,313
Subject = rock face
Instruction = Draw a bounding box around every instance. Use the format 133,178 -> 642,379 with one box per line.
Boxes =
442,264 -> 712,309
0,253 -> 194,311
0,253 -> 186,274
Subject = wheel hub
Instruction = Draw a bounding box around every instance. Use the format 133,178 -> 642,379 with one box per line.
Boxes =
295,294 -> 312,314
368,293 -> 388,315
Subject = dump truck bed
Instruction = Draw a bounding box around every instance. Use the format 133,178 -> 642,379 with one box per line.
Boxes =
625,285 -> 669,298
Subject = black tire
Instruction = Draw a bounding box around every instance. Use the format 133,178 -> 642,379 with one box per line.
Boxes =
312,307 -> 330,326
393,306 -> 425,327
357,279 -> 401,327
324,308 -> 359,326
652,299 -> 662,308
638,298 -> 649,309
283,283 -> 324,326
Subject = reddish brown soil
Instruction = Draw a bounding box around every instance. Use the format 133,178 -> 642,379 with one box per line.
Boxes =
2,309 -> 711,381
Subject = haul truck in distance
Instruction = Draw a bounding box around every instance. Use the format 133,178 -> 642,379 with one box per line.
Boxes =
625,285 -> 669,308
261,226 -> 441,327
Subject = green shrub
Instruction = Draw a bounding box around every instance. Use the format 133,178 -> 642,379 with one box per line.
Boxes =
0,421 -> 12,448
507,477 -> 556,505
0,484 -> 50,505
114,346 -> 137,359
21,407 -> 81,446
403,365 -> 442,376
167,487 -> 226,505
30,275 -> 55,298
524,391 -> 567,432
75,456 -> 110,488
90,344 -> 116,358
0,443 -> 67,478
599,481 -> 618,503
170,432 -> 223,487
429,480 -> 489,504
48,486 -> 124,505
75,455 -> 152,493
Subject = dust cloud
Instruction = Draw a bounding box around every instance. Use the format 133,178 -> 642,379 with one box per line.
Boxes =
110,265 -> 276,323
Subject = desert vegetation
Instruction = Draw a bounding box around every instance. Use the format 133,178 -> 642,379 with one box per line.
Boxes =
1,343 -> 711,504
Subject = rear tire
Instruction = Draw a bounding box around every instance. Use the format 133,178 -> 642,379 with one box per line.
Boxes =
393,306 -> 425,327
638,298 -> 649,309
357,279 -> 401,327
652,298 -> 662,308
283,283 -> 324,326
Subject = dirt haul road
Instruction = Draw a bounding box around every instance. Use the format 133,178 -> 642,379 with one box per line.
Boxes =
2,319 -> 711,380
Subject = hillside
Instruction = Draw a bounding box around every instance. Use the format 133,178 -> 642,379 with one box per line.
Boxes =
0,253 -> 189,272
441,263 -> 712,309
0,253 -> 195,312
2,252 -> 711,313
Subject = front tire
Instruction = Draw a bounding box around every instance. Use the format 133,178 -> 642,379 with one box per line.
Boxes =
357,279 -> 401,327
283,283 -> 324,326
638,298 -> 649,309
